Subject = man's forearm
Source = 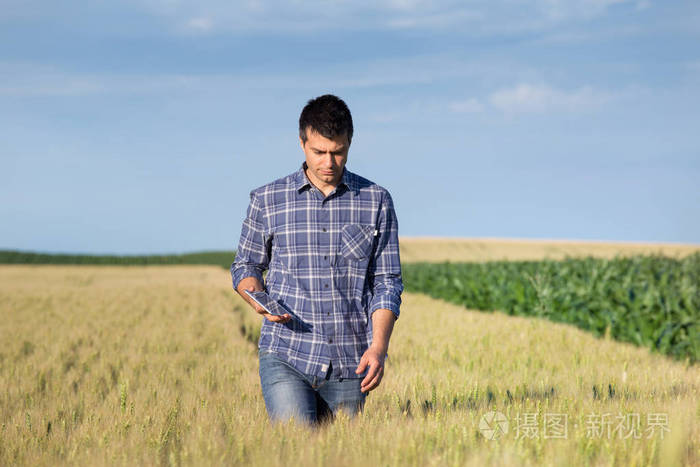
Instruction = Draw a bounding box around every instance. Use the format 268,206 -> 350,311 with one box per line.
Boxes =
236,276 -> 263,307
369,308 -> 396,355
236,275 -> 262,292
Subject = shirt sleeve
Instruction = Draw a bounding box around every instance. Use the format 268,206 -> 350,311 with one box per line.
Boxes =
368,190 -> 403,321
231,190 -> 270,290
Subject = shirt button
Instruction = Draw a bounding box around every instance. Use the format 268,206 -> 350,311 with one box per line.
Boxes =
324,284 -> 329,288
324,256 -> 328,260
328,338 -> 333,343
322,228 -> 327,232
327,312 -> 330,316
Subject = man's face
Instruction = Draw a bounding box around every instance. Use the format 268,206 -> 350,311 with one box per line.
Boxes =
299,128 -> 349,189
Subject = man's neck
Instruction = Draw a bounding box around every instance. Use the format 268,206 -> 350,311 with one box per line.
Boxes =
304,167 -> 339,197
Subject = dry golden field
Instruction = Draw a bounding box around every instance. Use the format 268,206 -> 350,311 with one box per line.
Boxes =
399,237 -> 700,263
1,261 -> 698,466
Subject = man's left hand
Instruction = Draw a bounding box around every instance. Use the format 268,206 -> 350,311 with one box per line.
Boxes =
355,345 -> 386,393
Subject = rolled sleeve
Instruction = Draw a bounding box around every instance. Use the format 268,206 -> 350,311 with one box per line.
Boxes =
368,191 -> 403,321
231,190 -> 270,290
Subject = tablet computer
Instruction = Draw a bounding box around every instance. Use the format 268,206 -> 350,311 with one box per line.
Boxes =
244,290 -> 288,316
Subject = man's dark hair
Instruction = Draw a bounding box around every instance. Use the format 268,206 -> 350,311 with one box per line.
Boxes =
299,94 -> 354,145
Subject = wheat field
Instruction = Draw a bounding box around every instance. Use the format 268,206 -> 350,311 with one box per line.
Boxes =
1,261 -> 698,466
399,238 -> 700,263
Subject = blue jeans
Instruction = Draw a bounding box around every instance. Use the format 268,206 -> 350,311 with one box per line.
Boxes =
258,349 -> 366,425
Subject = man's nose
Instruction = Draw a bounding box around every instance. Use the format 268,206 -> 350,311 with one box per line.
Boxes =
322,153 -> 334,167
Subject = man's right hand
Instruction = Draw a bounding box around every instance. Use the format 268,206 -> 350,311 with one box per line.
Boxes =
236,277 -> 292,324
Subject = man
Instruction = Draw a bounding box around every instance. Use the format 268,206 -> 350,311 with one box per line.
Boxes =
231,94 -> 403,425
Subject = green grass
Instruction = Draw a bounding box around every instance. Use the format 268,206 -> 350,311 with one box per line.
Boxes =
0,250 -> 235,269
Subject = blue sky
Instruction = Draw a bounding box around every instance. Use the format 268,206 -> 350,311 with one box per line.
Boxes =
1,0 -> 699,254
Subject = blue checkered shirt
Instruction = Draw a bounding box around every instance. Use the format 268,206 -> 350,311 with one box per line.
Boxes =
231,162 -> 403,379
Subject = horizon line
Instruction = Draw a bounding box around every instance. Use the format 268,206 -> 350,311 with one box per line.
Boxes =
1,236 -> 699,256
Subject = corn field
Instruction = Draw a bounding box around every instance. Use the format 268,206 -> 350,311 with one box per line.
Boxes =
402,254 -> 700,363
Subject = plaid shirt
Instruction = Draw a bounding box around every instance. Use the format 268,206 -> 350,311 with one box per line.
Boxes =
231,162 -> 403,379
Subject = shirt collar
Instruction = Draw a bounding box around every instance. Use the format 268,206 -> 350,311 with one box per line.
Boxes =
294,162 -> 359,195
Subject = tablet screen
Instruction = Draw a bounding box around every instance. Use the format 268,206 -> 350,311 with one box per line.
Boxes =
244,290 -> 288,316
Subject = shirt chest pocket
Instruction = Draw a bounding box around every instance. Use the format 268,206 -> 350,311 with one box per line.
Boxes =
339,224 -> 377,261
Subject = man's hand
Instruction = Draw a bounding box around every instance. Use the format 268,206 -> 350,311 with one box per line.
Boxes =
236,277 -> 292,324
355,345 -> 386,393
354,308 -> 395,393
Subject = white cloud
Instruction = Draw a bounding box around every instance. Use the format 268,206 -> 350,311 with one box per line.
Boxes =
185,17 -> 214,32
130,0 -> 641,34
685,61 -> 700,74
0,63 -> 103,96
449,98 -> 484,113
0,60 -> 644,123
386,8 -> 483,29
488,83 -> 610,114
383,0 -> 432,11
0,56 -> 464,98
635,0 -> 652,11
538,0 -> 632,21
0,62 -> 200,97
368,112 -> 404,123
